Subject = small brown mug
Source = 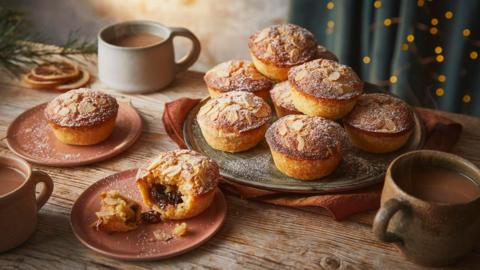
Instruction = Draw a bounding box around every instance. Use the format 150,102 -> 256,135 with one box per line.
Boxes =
373,150 -> 480,266
0,155 -> 54,253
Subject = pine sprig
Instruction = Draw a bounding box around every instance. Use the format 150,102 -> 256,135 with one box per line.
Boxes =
0,7 -> 97,77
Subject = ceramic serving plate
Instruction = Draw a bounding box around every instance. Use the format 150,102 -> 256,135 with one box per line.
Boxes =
6,102 -> 142,167
183,83 -> 426,194
71,169 -> 227,261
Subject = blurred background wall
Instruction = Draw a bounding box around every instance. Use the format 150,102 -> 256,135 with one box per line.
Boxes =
3,0 -> 289,71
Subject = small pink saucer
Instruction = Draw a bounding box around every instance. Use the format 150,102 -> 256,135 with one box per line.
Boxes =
6,102 -> 142,167
70,169 -> 226,261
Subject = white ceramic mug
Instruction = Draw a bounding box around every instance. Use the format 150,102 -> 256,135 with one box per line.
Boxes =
98,20 -> 201,94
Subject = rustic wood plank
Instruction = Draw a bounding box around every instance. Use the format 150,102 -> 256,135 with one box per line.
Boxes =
1,57 -> 480,269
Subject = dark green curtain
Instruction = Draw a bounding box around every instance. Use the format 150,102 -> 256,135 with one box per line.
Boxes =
289,0 -> 480,116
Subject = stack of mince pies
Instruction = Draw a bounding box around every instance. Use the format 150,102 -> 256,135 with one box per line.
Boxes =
197,23 -> 415,181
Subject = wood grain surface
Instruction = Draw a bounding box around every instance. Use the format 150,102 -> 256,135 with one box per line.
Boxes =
1,56 -> 480,269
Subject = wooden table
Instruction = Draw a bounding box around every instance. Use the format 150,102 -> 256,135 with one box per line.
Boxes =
1,58 -> 480,270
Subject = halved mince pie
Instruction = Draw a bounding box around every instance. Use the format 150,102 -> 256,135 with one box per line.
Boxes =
136,150 -> 219,220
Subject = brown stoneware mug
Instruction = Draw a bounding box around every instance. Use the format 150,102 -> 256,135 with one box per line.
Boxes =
0,155 -> 54,253
373,150 -> 480,266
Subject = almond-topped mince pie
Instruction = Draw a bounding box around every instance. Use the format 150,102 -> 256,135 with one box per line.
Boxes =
288,59 -> 363,120
343,93 -> 414,153
44,88 -> 119,145
204,60 -> 273,101
270,81 -> 301,117
248,24 -> 317,81
136,150 -> 219,220
197,91 -> 272,153
266,115 -> 343,180
93,191 -> 141,233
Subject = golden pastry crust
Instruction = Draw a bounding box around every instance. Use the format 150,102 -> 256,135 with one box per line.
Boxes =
136,150 -> 219,220
93,191 -> 141,233
343,93 -> 414,153
270,81 -> 301,117
44,88 -> 118,145
197,91 -> 272,152
344,93 -> 414,133
316,45 -> 338,62
44,88 -> 118,127
248,24 -> 317,68
289,59 -> 363,100
288,59 -> 363,119
204,60 -> 273,100
265,115 -> 343,180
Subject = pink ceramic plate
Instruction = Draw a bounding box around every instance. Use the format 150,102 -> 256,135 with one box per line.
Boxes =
6,102 -> 142,167
70,169 -> 226,261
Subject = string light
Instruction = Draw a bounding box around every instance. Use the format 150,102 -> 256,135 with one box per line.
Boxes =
445,11 -> 453,19
407,34 -> 415,43
327,1 -> 334,10
389,75 -> 398,84
362,56 -> 371,64
470,51 -> 478,60
401,43 -> 409,51
430,27 -> 438,35
417,0 -> 425,7
436,55 -> 445,62
463,28 -> 471,37
374,1 -> 382,8
463,94 -> 471,103
434,46 -> 442,54
384,18 -> 392,26
327,20 -> 335,29
436,88 -> 445,96
438,74 -> 446,82
430,18 -> 438,25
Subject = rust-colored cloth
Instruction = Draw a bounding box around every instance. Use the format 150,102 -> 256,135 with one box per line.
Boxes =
163,98 -> 462,220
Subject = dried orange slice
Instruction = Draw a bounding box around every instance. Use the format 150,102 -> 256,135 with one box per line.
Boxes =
31,61 -> 80,81
23,72 -> 62,89
54,70 -> 91,92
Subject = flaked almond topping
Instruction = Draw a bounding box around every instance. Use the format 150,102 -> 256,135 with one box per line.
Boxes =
289,49 -> 300,62
226,110 -> 239,122
255,108 -> 270,118
295,70 -> 307,81
216,68 -> 230,78
266,44 -> 274,56
162,165 -> 182,178
245,113 -> 252,125
328,71 -> 340,81
254,29 -> 269,43
296,135 -> 305,151
290,120 -> 304,131
383,118 -> 396,131
58,107 -> 70,116
278,124 -> 288,136
78,102 -> 96,114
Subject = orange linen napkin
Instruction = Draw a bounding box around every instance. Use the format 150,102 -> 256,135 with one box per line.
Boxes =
163,98 -> 462,220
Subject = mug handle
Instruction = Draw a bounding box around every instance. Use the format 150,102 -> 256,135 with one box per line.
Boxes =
372,198 -> 407,243
170,27 -> 201,73
31,171 -> 54,210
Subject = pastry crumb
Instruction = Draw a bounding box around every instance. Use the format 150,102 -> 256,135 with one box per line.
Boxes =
153,230 -> 173,242
173,222 -> 188,237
